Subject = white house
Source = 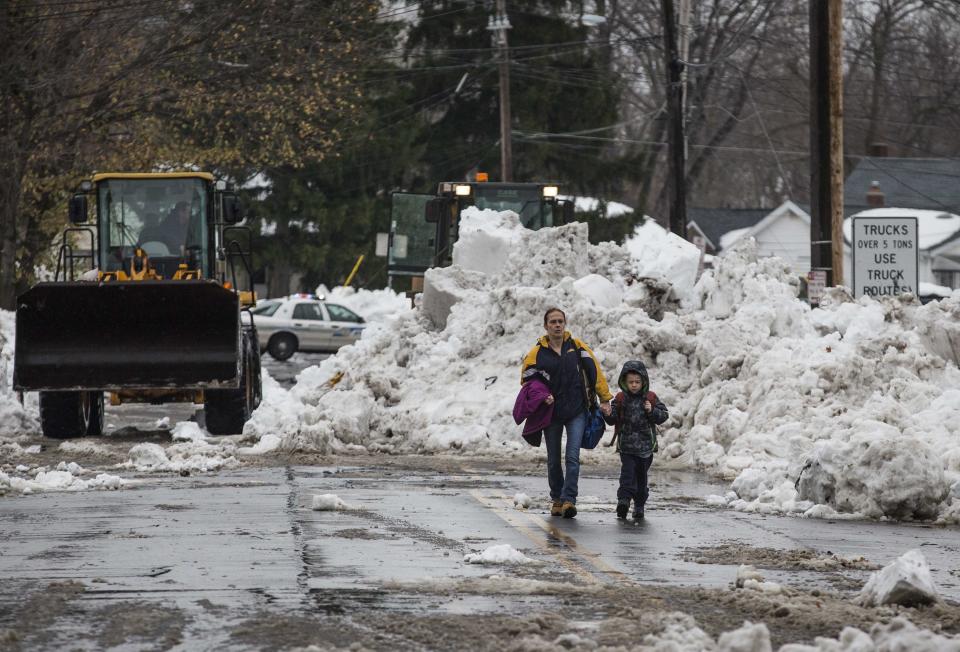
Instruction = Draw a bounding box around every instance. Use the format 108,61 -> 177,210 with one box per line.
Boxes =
718,200 -> 850,281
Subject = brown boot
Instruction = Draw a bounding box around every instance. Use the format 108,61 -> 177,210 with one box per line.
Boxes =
561,501 -> 577,518
550,500 -> 563,516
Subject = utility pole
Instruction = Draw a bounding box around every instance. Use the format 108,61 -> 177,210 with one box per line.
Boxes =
488,0 -> 513,182
678,0 -> 692,116
661,0 -> 687,239
809,0 -> 844,289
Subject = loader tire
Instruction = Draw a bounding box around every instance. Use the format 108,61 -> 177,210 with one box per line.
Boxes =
205,331 -> 257,435
39,390 -> 98,439
85,392 -> 105,437
204,387 -> 247,435
267,333 -> 297,361
248,330 -> 263,410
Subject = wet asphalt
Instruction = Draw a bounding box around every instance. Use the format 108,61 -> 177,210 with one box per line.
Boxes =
1,463 -> 959,650
2,352 -> 959,649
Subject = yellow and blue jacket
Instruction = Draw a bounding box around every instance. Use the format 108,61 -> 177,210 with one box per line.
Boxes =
520,331 -> 612,424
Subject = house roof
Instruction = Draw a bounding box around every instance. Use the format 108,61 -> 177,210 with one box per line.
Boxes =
930,229 -> 960,256
845,157 -> 960,215
843,207 -> 960,251
687,207 -> 769,250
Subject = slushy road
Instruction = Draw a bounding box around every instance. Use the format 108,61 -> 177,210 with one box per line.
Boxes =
2,461 -> 958,650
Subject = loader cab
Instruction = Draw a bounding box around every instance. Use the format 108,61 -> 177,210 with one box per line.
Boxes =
387,181 -> 569,287
94,174 -> 214,279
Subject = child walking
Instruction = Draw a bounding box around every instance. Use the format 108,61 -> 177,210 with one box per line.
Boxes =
605,360 -> 668,520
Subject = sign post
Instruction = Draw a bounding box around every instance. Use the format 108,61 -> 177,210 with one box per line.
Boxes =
852,216 -> 918,299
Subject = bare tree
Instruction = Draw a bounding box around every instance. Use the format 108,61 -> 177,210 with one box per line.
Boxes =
611,0 -> 807,216
845,0 -> 960,157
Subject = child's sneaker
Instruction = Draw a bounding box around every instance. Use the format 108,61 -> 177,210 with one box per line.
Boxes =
561,501 -> 577,518
616,500 -> 629,519
550,500 -> 563,516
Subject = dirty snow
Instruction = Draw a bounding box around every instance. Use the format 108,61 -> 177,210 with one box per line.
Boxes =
122,441 -> 238,473
0,467 -> 125,494
235,207 -> 960,523
171,421 -> 207,443
463,544 -> 536,565
0,310 -> 39,439
311,493 -> 350,511
4,204 -> 960,523
859,548 -> 939,607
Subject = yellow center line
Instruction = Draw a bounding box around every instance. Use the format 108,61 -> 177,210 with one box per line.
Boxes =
469,490 -> 634,587
516,505 -> 633,586
468,489 -> 600,585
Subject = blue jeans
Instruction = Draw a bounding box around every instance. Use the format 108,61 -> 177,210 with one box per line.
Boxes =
544,411 -> 587,504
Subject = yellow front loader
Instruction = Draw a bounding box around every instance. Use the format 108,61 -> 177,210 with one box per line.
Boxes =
14,172 -> 262,437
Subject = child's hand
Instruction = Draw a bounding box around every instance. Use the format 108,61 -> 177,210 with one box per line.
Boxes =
600,401 -> 612,416
644,400 -> 652,413
545,394 -> 554,405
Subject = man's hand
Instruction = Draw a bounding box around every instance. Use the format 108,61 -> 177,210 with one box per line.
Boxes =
545,394 -> 554,405
599,401 -> 612,416
644,400 -> 652,413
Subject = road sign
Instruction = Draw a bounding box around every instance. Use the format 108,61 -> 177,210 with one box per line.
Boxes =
852,216 -> 918,299
807,269 -> 827,306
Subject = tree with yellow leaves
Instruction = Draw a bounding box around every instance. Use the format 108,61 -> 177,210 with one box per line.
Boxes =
0,0 -> 379,308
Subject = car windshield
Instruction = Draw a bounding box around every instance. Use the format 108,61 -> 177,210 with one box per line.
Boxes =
97,177 -> 209,276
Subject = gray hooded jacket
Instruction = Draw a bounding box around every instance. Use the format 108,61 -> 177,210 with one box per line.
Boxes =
605,360 -> 668,457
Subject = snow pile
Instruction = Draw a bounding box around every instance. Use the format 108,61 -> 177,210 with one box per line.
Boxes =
311,494 -> 350,511
649,616 -> 960,652
0,310 -> 39,439
0,467 -> 124,494
624,218 -> 702,303
859,549 -> 939,607
317,285 -> 412,324
463,544 -> 537,565
513,492 -> 531,509
715,621 -> 772,652
171,421 -> 207,443
238,433 -> 281,455
58,440 -> 115,456
123,442 -> 238,473
561,194 -> 635,218
235,209 -> 960,521
642,613 -> 718,651
780,618 -> 960,651
735,565 -> 782,594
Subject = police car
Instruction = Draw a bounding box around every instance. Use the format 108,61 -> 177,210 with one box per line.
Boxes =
251,294 -> 366,361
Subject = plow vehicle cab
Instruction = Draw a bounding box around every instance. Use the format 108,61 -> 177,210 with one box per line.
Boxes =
14,172 -> 262,437
387,180 -> 573,287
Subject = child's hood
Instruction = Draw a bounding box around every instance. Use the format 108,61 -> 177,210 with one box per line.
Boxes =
617,360 -> 649,395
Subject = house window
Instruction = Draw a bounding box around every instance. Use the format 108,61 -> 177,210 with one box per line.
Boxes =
933,270 -> 960,289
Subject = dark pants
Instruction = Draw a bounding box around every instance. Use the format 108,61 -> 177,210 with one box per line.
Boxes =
617,453 -> 653,509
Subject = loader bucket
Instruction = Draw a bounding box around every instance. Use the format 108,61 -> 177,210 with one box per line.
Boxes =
14,281 -> 240,391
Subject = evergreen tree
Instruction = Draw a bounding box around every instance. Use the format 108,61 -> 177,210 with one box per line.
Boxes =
404,1 -> 640,237
250,13 -> 425,295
